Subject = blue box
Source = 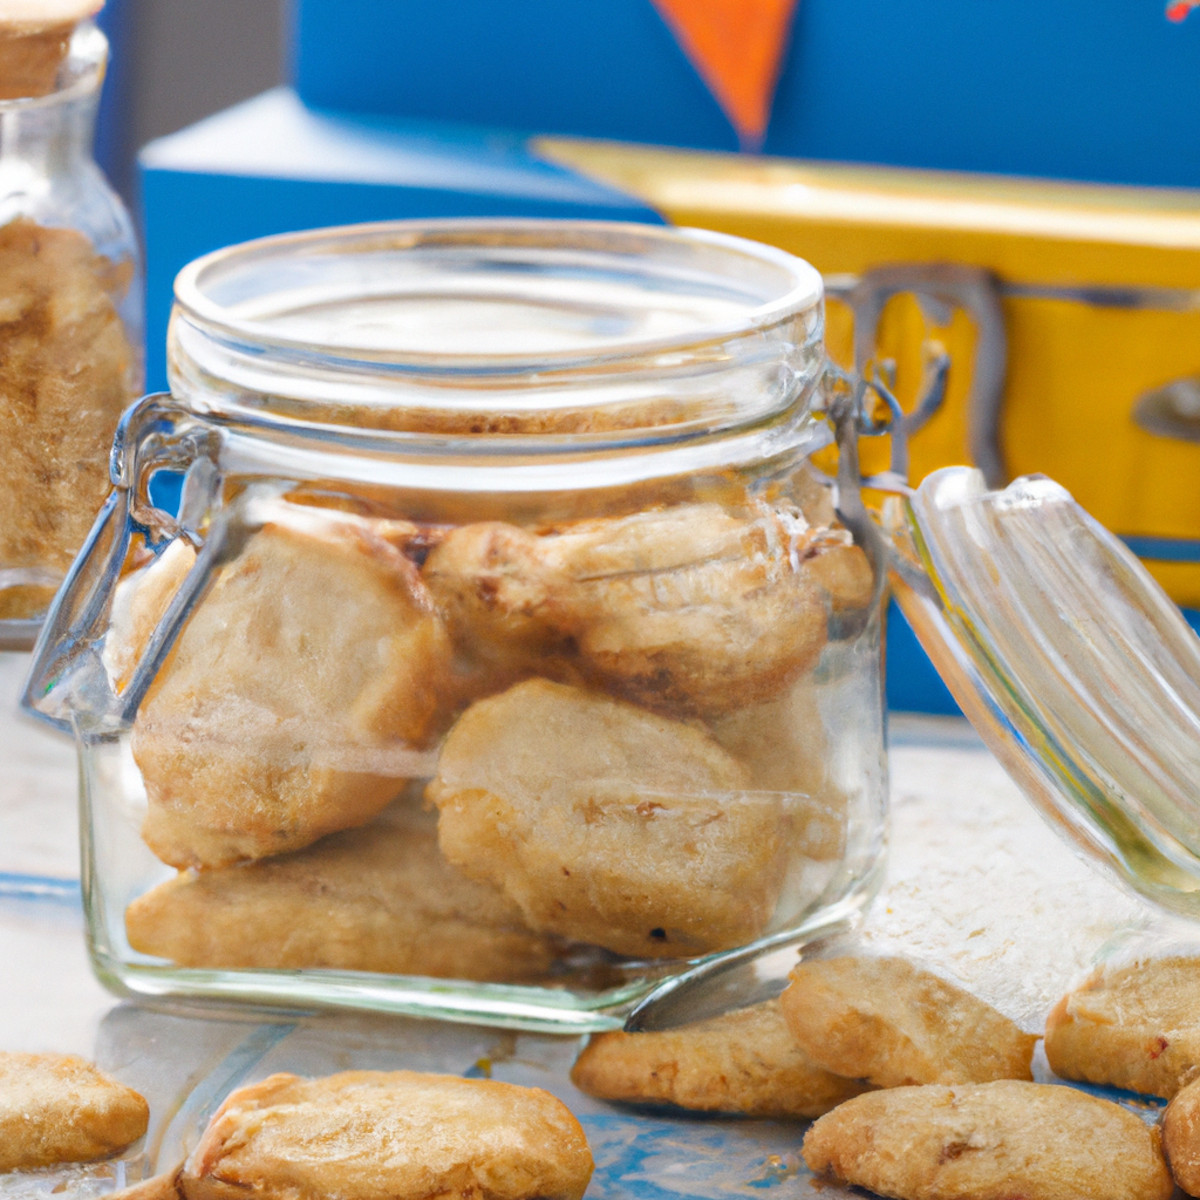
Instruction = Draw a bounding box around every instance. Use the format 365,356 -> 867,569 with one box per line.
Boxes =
139,89 -> 661,392
292,0 -> 1200,189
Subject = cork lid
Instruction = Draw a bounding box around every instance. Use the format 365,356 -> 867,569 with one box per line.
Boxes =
0,0 -> 103,99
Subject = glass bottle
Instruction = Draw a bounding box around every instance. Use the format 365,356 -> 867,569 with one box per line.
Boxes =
0,16 -> 142,647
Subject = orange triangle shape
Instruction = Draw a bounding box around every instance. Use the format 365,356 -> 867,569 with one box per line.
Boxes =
651,0 -> 799,149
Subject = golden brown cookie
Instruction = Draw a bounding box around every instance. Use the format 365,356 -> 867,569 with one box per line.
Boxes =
780,955 -> 1035,1088
0,1051 -> 148,1171
171,1071 -> 592,1200
421,521 -> 579,698
132,506 -> 453,868
570,997 -> 870,1118
1164,1075 -> 1200,1196
102,538 -> 197,693
428,678 -> 788,958
707,676 -> 847,862
795,529 -> 875,613
538,503 -> 830,718
802,1081 -> 1173,1200
0,218 -> 138,618
125,802 -> 558,982
1045,957 -> 1200,1099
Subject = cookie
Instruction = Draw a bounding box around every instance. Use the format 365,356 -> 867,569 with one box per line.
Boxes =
539,503 -> 829,717
780,955 -> 1035,1087
1045,957 -> 1200,1099
146,1070 -> 592,1200
794,528 -> 874,613
570,997 -> 870,1118
102,538 -> 197,693
428,677 -> 788,958
1164,1075 -> 1200,1195
707,676 -> 847,862
125,802 -> 558,982
421,521 -> 579,698
802,1080 -> 1173,1200
131,506 -> 453,868
0,1051 -> 148,1171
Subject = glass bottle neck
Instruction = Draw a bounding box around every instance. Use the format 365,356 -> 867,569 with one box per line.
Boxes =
0,83 -> 98,175
0,19 -> 107,215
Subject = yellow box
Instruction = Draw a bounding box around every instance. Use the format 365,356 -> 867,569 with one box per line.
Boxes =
540,138 -> 1200,606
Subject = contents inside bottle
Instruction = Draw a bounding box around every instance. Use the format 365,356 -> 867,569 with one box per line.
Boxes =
98,464 -> 883,991
0,216 -> 138,620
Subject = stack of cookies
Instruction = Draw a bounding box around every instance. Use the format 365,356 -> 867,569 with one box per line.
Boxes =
572,951 -> 1200,1200
112,485 -> 874,982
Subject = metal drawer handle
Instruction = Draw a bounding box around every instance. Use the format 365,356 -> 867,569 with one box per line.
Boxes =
1134,377 -> 1200,443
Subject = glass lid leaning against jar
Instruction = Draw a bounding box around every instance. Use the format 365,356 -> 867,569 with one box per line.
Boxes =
27,218 -> 1200,1032
0,0 -> 143,647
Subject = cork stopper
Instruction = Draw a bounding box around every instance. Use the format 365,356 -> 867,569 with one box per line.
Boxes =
0,0 -> 103,99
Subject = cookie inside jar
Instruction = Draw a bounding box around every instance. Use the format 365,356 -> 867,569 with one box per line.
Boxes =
109,458 -> 881,990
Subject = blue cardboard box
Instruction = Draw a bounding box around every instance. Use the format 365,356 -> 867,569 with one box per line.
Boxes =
292,0 -> 1200,189
139,89 -> 661,391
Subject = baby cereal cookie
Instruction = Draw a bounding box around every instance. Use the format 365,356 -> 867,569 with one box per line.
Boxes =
1045,956 -> 1200,1099
795,527 -> 875,613
780,955 -> 1036,1087
125,802 -> 559,982
802,1080 -> 1173,1200
102,538 -> 197,693
0,1051 -> 149,1171
114,1070 -> 593,1200
421,521 -> 580,699
570,996 -> 870,1119
1163,1075 -> 1200,1195
539,503 -> 830,718
428,677 -> 788,958
132,506 -> 454,869
708,676 -> 846,862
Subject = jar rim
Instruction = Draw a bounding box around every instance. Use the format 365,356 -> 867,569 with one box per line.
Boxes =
171,218 -> 824,373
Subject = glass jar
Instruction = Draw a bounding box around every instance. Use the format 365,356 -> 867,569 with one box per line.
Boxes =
22,219 -> 889,1029
0,17 -> 143,647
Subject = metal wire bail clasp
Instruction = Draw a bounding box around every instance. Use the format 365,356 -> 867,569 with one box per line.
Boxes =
827,262 -> 1008,488
21,395 -> 214,733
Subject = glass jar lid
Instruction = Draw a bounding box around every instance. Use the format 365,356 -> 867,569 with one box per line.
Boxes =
890,466 -> 1200,915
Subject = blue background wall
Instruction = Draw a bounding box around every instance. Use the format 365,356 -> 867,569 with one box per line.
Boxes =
294,0 -> 1200,188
